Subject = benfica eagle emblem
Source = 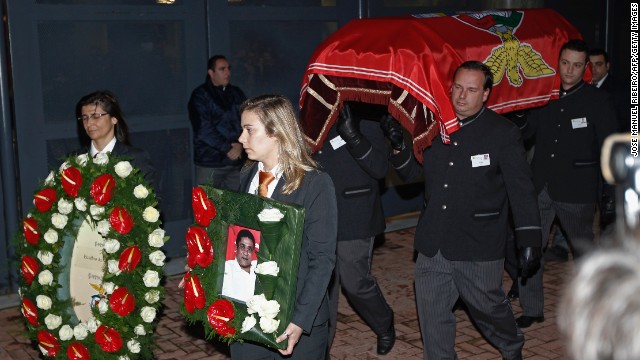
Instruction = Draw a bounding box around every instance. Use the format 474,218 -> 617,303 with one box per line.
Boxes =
454,10 -> 555,86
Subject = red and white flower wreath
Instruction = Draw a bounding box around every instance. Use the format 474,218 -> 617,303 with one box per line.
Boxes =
16,152 -> 167,359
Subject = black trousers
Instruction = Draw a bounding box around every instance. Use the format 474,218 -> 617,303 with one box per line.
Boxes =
327,236 -> 393,349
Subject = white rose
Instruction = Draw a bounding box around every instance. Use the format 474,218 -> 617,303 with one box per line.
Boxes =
255,261 -> 279,276
59,324 -> 73,341
73,323 -> 88,340
107,260 -> 122,275
38,270 -> 54,286
74,197 -> 87,212
90,204 -> 104,218
259,317 -> 280,334
127,339 -> 141,354
241,315 -> 257,333
257,300 -> 280,319
51,213 -> 68,229
36,295 -> 52,310
86,317 -> 100,333
143,270 -> 160,287
44,313 -> 62,330
96,220 -> 111,236
44,171 -> 55,186
148,250 -> 166,266
133,185 -> 149,199
93,152 -> 109,165
134,324 -> 146,336
118,356 -> 130,360
148,229 -> 165,248
114,161 -> 133,178
142,207 -> 160,223
59,161 -> 70,172
37,250 -> 54,266
43,229 -> 58,244
140,306 -> 156,323
246,294 -> 267,315
102,282 -> 116,295
104,239 -> 121,254
144,290 -> 160,304
57,198 -> 73,215
258,208 -> 285,222
98,299 -> 109,314
76,153 -> 89,167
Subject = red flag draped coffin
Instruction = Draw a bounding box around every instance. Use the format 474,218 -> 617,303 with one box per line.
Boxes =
299,9 -> 584,162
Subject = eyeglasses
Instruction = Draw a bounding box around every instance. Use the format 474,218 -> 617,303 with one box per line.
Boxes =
237,243 -> 255,253
77,113 -> 109,122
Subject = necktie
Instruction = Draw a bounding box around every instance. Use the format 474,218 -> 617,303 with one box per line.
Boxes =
258,171 -> 275,197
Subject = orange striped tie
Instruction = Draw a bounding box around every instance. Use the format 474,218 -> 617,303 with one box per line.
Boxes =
258,171 -> 275,197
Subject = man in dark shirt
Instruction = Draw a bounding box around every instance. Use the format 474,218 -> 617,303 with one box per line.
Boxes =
515,39 -> 617,328
385,61 -> 541,360
188,55 -> 247,189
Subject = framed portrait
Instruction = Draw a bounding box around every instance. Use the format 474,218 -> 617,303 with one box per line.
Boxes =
183,185 -> 305,350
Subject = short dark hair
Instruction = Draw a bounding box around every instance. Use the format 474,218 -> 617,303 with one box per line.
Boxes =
75,90 -> 130,145
454,60 -> 493,91
589,48 -> 609,64
235,229 -> 255,246
560,39 -> 589,62
207,55 -> 227,71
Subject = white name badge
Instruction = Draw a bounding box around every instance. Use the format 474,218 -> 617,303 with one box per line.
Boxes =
571,117 -> 588,129
471,154 -> 491,167
329,135 -> 346,150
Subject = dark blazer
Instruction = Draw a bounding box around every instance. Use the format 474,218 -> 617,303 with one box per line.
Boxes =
72,141 -> 158,193
313,120 -> 387,241
111,142 -> 158,191
523,82 -> 617,203
391,108 -> 540,261
239,165 -> 337,332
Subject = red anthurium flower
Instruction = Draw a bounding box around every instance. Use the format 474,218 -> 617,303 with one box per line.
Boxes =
109,206 -> 134,234
192,187 -> 217,226
118,245 -> 142,272
90,173 -> 116,206
21,255 -> 39,285
94,325 -> 123,353
37,330 -> 60,357
185,226 -> 214,268
207,299 -> 236,337
109,287 -> 135,317
67,342 -> 90,360
33,188 -> 57,212
61,166 -> 82,198
21,297 -> 39,326
23,218 -> 40,245
183,272 -> 206,314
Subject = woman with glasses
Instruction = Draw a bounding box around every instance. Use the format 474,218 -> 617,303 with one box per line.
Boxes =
75,90 -> 157,189
232,94 -> 337,359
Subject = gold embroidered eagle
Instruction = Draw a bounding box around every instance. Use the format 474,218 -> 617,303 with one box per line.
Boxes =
485,29 -> 555,86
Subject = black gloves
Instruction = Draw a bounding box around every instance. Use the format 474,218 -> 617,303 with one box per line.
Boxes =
336,103 -> 363,148
518,246 -> 542,279
380,114 -> 405,151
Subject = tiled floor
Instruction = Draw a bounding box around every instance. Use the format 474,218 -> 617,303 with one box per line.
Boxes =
0,227 -> 573,360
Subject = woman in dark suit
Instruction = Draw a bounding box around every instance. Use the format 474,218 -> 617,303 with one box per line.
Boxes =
75,90 -> 157,189
231,94 -> 337,359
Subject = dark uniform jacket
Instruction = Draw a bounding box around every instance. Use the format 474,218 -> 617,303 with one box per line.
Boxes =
188,80 -> 246,168
523,81 -> 617,204
314,120 -> 387,241
391,108 -> 541,261
239,165 -> 337,333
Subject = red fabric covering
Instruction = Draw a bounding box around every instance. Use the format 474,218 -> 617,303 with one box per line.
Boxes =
299,9 -> 584,162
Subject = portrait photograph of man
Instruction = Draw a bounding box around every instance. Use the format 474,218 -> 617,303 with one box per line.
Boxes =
221,225 -> 261,302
